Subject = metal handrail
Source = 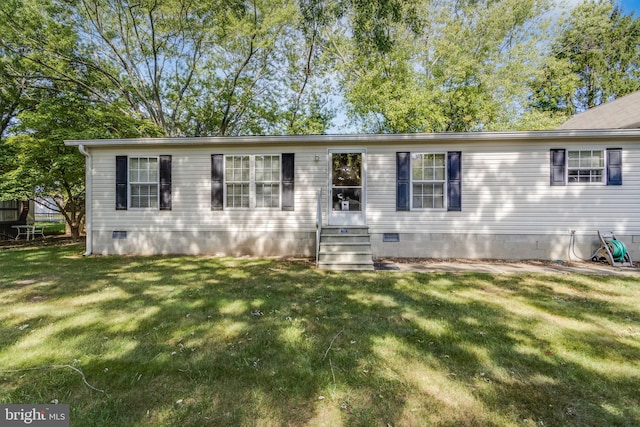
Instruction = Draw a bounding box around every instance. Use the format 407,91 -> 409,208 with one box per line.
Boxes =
316,187 -> 322,265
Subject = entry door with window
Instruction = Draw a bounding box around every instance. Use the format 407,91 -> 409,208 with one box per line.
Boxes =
329,150 -> 366,225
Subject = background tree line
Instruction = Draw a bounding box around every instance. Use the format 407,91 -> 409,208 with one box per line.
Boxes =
1,0 -> 639,236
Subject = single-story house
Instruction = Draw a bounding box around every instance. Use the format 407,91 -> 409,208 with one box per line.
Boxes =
66,129 -> 640,269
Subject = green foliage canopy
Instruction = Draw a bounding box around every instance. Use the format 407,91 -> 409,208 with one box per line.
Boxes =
529,0 -> 640,118
1,0 -> 640,237
334,0 -> 556,132
1,0 -> 336,138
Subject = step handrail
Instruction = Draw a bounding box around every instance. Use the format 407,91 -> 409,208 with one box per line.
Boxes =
316,187 -> 322,266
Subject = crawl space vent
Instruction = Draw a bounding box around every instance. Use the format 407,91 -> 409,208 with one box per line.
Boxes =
112,231 -> 128,239
383,233 -> 400,242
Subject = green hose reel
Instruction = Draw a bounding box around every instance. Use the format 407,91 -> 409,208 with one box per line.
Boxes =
593,231 -> 633,267
606,239 -> 628,262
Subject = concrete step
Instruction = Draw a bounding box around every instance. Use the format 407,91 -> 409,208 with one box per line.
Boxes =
321,226 -> 370,236
318,261 -> 375,271
319,234 -> 371,244
317,226 -> 374,271
318,251 -> 373,263
319,242 -> 372,253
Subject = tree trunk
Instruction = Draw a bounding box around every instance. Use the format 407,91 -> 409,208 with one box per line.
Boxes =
69,224 -> 81,238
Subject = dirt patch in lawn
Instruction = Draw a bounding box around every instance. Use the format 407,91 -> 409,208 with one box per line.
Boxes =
0,235 -> 83,250
376,256 -> 640,276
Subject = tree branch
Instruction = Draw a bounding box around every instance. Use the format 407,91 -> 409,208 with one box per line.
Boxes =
322,328 -> 344,361
0,365 -> 106,395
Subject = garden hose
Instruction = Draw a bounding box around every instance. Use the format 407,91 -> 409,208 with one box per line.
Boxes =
569,234 -> 628,263
569,233 -> 602,262
607,239 -> 627,261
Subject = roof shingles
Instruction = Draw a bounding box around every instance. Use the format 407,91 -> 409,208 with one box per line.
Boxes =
557,91 -> 640,130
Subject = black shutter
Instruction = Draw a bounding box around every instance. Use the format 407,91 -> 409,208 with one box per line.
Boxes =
550,149 -> 566,186
606,148 -> 622,185
282,153 -> 295,211
396,152 -> 410,211
447,151 -> 462,211
211,154 -> 224,210
159,155 -> 172,210
116,156 -> 128,210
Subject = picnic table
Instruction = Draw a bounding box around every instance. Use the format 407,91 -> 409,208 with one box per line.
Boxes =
12,225 -> 45,240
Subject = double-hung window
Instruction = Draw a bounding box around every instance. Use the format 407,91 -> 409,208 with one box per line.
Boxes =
212,153 -> 294,211
225,155 -> 250,208
567,150 -> 604,183
550,148 -> 621,186
396,151 -> 462,211
224,154 -> 281,209
129,157 -> 159,209
115,155 -> 172,210
412,153 -> 446,209
255,155 -> 281,208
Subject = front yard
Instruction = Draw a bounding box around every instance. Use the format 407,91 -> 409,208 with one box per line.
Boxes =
1,243 -> 639,426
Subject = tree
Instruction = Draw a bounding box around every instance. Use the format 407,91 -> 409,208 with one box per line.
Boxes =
333,0 -> 555,132
1,80 -> 161,237
70,0 -> 226,135
0,0 -> 336,137
179,0 -> 336,136
1,0 -> 337,238
0,58 -> 22,187
0,16 -> 36,183
530,0 -> 640,117
284,0 -> 337,133
0,0 -> 161,235
0,53 -> 27,140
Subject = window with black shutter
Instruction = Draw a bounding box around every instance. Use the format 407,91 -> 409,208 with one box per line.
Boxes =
159,155 -> 172,210
116,155 -> 171,210
115,156 -> 128,210
550,149 -> 566,186
396,151 -> 462,211
282,153 -> 295,211
212,153 -> 292,210
550,148 -> 622,186
396,152 -> 410,211
211,154 -> 224,210
447,151 -> 462,211
606,148 -> 622,185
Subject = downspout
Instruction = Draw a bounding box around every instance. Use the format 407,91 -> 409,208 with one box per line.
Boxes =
78,144 -> 92,256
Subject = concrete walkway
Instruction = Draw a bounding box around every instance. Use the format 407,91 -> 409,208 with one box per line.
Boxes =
374,259 -> 640,276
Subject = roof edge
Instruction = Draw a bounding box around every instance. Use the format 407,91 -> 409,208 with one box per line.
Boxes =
64,129 -> 640,147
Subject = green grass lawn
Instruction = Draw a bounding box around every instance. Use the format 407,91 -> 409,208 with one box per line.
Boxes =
35,221 -> 66,236
1,243 -> 639,426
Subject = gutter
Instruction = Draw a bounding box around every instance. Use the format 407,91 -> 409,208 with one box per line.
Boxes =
64,128 -> 640,148
77,144 -> 92,256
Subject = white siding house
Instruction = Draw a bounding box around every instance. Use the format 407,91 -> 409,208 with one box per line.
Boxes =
66,130 -> 640,261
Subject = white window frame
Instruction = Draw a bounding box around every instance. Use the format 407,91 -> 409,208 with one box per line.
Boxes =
254,154 -> 281,209
225,155 -> 251,209
410,152 -> 447,210
129,156 -> 159,209
224,154 -> 281,210
567,149 -> 605,185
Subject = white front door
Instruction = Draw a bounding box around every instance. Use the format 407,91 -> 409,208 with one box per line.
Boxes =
328,150 -> 366,226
